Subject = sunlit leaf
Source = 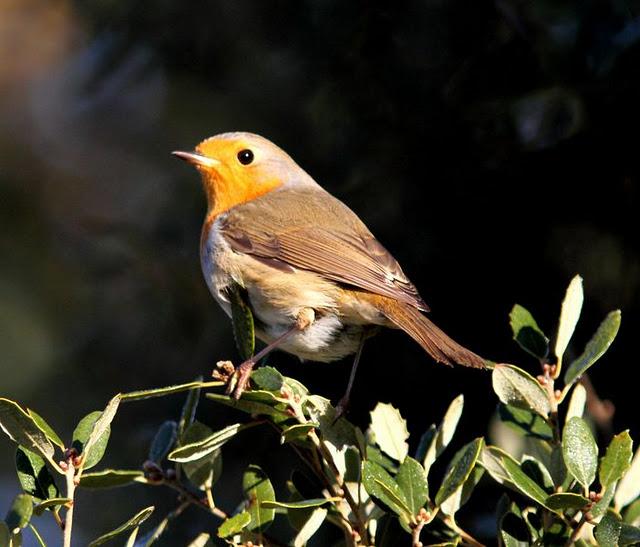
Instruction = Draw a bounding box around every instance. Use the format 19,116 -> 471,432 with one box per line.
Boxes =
251,367 -> 284,392
121,381 -> 223,402
545,493 -> 590,511
168,423 -> 245,463
616,447 -> 640,509
369,403 -> 409,462
206,392 -> 287,417
492,364 -> 551,418
439,465 -> 484,517
362,460 -> 411,519
595,510 -> 622,547
555,275 -> 584,363
26,410 -> 64,451
0,399 -> 54,464
88,506 -> 154,546
261,498 -> 337,509
564,310 -> 621,386
15,447 -> 58,501
501,457 -> 550,509
75,395 -> 120,471
509,304 -> 549,359
243,465 -> 275,533
79,469 -> 144,488
396,457 -> 429,515
600,431 -> 633,489
217,511 -> 251,538
292,507 -> 327,547
5,494 -> 33,532
435,437 -> 483,506
563,417 -> 598,489
420,395 -> 464,474
32,498 -> 71,516
566,383 -> 587,421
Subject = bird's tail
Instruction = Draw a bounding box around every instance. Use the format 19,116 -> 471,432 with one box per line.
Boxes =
375,298 -> 487,369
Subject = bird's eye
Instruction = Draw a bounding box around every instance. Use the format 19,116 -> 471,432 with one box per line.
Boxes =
237,149 -> 254,165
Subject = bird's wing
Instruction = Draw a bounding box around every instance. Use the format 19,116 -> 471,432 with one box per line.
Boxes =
219,187 -> 429,311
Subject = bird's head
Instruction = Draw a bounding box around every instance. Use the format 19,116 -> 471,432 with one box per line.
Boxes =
173,132 -> 316,217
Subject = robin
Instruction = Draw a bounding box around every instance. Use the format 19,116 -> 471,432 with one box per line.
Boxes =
173,132 -> 486,406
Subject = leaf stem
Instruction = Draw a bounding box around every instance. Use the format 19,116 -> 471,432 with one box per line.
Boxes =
565,513 -> 588,546
63,461 -> 76,547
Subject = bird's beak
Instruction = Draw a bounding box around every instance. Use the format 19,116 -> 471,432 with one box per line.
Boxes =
172,150 -> 221,169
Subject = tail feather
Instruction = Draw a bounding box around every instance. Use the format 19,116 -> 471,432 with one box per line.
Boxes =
377,299 -> 486,369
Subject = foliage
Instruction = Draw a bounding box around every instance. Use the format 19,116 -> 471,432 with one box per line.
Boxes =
0,276 -> 636,546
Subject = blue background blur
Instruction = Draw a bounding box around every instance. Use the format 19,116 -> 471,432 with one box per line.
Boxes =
1,1 -> 639,544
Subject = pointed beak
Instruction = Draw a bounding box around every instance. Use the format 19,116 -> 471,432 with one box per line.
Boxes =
172,150 -> 221,169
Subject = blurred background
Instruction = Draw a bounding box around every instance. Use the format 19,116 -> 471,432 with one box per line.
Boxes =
1,0 -> 639,544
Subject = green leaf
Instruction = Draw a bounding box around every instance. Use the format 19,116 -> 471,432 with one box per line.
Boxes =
217,511 -> 251,538
396,457 -> 429,515
251,367 -> 284,392
521,455 -> 554,493
243,465 -> 275,532
492,364 -> 551,418
555,275 -> 584,363
595,510 -> 622,547
261,498 -> 336,509
435,437 -> 483,506
5,494 -> 33,532
28,524 -> 46,547
229,285 -> 255,361
149,421 -> 177,463
421,395 -> 464,474
501,457 -> 550,508
600,431 -> 633,489
0,399 -> 54,464
88,506 -> 154,546
15,447 -> 58,501
545,493 -> 590,511
32,498 -> 71,516
362,460 -> 411,518
480,445 -> 517,487
564,310 -> 621,386
281,423 -> 317,444
168,423 -> 245,463
563,417 -> 598,489
179,422 -> 223,489
206,392 -> 287,417
74,395 -> 120,471
187,533 -> 214,547
509,304 -> 549,359
292,507 -> 327,547
439,465 -> 484,517
26,410 -> 64,451
623,499 -> 640,526
124,527 -> 139,547
177,377 -> 202,441
497,404 -> 553,440
79,469 -> 144,488
616,448 -> 640,509
121,381 -> 222,402
369,403 -> 409,462
592,481 -> 617,520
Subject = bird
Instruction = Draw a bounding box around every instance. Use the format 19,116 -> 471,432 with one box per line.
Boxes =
173,132 -> 486,406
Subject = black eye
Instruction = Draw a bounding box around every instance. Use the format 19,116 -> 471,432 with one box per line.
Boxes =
237,149 -> 254,165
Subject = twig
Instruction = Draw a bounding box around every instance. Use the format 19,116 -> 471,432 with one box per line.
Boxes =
163,478 -> 228,520
565,514 -> 588,546
62,461 -> 76,547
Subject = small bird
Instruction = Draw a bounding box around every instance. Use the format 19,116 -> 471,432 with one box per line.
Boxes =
173,132 -> 486,404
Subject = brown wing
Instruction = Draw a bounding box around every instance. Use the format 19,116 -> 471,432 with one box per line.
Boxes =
219,187 -> 429,311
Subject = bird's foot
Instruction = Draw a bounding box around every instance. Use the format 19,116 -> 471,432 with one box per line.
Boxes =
225,359 -> 256,399
333,395 -> 350,424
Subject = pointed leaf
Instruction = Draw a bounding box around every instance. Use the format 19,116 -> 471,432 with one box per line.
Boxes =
251,367 -> 284,392
492,364 -> 551,418
75,395 -> 120,471
545,493 -> 590,511
281,423 -> 317,444
187,533 -> 214,547
497,404 -> 553,440
206,392 -> 287,417
149,421 -> 177,463
217,511 -> 251,538
555,275 -> 584,362
623,499 -> 640,525
15,447 -> 58,501
595,510 -> 622,547
177,377 -> 202,441
243,465 -> 275,532
510,304 -> 549,359
0,399 -> 54,463
369,403 -> 409,462
229,285 -> 255,361
439,465 -> 484,516
168,423 -> 245,463
88,506 -> 154,546
179,422 -> 222,489
26,410 -> 64,451
600,431 -> 633,488
563,417 -> 598,489
616,447 -> 640,509
564,310 -> 621,386
421,395 -> 464,474
124,527 -> 138,547
32,498 -> 71,516
435,437 -> 483,506
261,498 -> 337,509
121,381 -> 222,402
396,457 -> 429,515
480,445 -> 518,487
521,455 -> 554,493
362,460 -> 411,518
592,481 -> 617,520
5,494 -> 33,532
620,523 -> 640,546
502,457 -> 550,509
79,469 -> 144,488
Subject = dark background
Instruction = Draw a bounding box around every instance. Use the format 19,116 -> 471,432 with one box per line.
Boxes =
1,1 -> 639,544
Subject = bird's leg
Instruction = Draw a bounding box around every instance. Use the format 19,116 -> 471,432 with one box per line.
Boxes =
334,333 -> 366,421
228,308 -> 315,399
